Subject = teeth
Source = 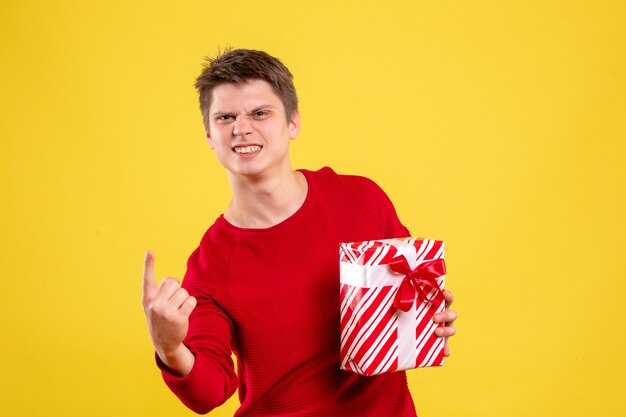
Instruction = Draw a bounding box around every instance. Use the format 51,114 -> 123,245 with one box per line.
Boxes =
234,145 -> 262,154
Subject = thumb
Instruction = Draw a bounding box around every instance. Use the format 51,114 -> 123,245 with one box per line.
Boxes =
179,296 -> 197,318
142,250 -> 158,299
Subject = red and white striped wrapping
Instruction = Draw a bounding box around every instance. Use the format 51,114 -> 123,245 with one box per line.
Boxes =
339,237 -> 446,376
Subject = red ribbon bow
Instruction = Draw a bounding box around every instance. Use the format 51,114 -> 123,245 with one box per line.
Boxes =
388,256 -> 447,312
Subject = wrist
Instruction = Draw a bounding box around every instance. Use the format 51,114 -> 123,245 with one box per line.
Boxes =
157,343 -> 195,377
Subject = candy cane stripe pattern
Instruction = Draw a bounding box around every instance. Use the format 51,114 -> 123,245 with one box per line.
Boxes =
339,237 -> 446,376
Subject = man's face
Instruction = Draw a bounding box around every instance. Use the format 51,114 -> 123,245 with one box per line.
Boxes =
207,79 -> 300,180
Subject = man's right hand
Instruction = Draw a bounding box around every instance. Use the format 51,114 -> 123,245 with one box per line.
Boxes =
142,250 -> 197,375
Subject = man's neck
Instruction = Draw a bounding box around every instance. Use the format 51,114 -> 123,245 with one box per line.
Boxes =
224,167 -> 308,229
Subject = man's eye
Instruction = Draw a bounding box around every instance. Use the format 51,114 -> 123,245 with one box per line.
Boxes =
218,115 -> 233,121
254,111 -> 267,117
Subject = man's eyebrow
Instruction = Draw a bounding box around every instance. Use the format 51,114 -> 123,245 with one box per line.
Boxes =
211,110 -> 235,117
247,104 -> 275,114
211,104 -> 275,117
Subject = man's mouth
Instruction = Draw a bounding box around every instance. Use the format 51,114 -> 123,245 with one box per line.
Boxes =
233,145 -> 262,154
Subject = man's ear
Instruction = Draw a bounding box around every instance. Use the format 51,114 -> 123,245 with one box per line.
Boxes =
206,131 -> 214,149
289,109 -> 300,140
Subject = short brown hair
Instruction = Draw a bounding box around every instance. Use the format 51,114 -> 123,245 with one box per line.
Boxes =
194,48 -> 298,128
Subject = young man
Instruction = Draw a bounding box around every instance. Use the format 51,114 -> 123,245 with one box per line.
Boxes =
142,49 -> 457,416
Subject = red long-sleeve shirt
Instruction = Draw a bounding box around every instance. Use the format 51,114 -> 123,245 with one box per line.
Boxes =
157,167 -> 417,416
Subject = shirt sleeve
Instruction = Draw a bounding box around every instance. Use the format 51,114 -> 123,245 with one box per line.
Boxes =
351,173 -> 411,238
156,246 -> 239,414
313,167 -> 411,239
378,185 -> 411,238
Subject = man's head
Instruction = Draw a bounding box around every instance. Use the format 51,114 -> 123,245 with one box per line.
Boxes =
195,48 -> 298,129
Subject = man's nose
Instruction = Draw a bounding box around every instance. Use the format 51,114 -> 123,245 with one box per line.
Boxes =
233,116 -> 253,136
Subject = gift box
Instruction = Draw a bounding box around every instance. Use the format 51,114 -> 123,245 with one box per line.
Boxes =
339,237 -> 447,376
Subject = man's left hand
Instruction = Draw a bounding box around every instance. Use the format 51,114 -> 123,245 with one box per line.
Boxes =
433,290 -> 457,357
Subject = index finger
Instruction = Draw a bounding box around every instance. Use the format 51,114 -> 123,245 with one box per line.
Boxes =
443,290 -> 454,308
142,250 -> 157,299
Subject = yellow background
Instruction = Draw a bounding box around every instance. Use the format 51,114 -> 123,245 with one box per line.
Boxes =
1,1 -> 624,416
